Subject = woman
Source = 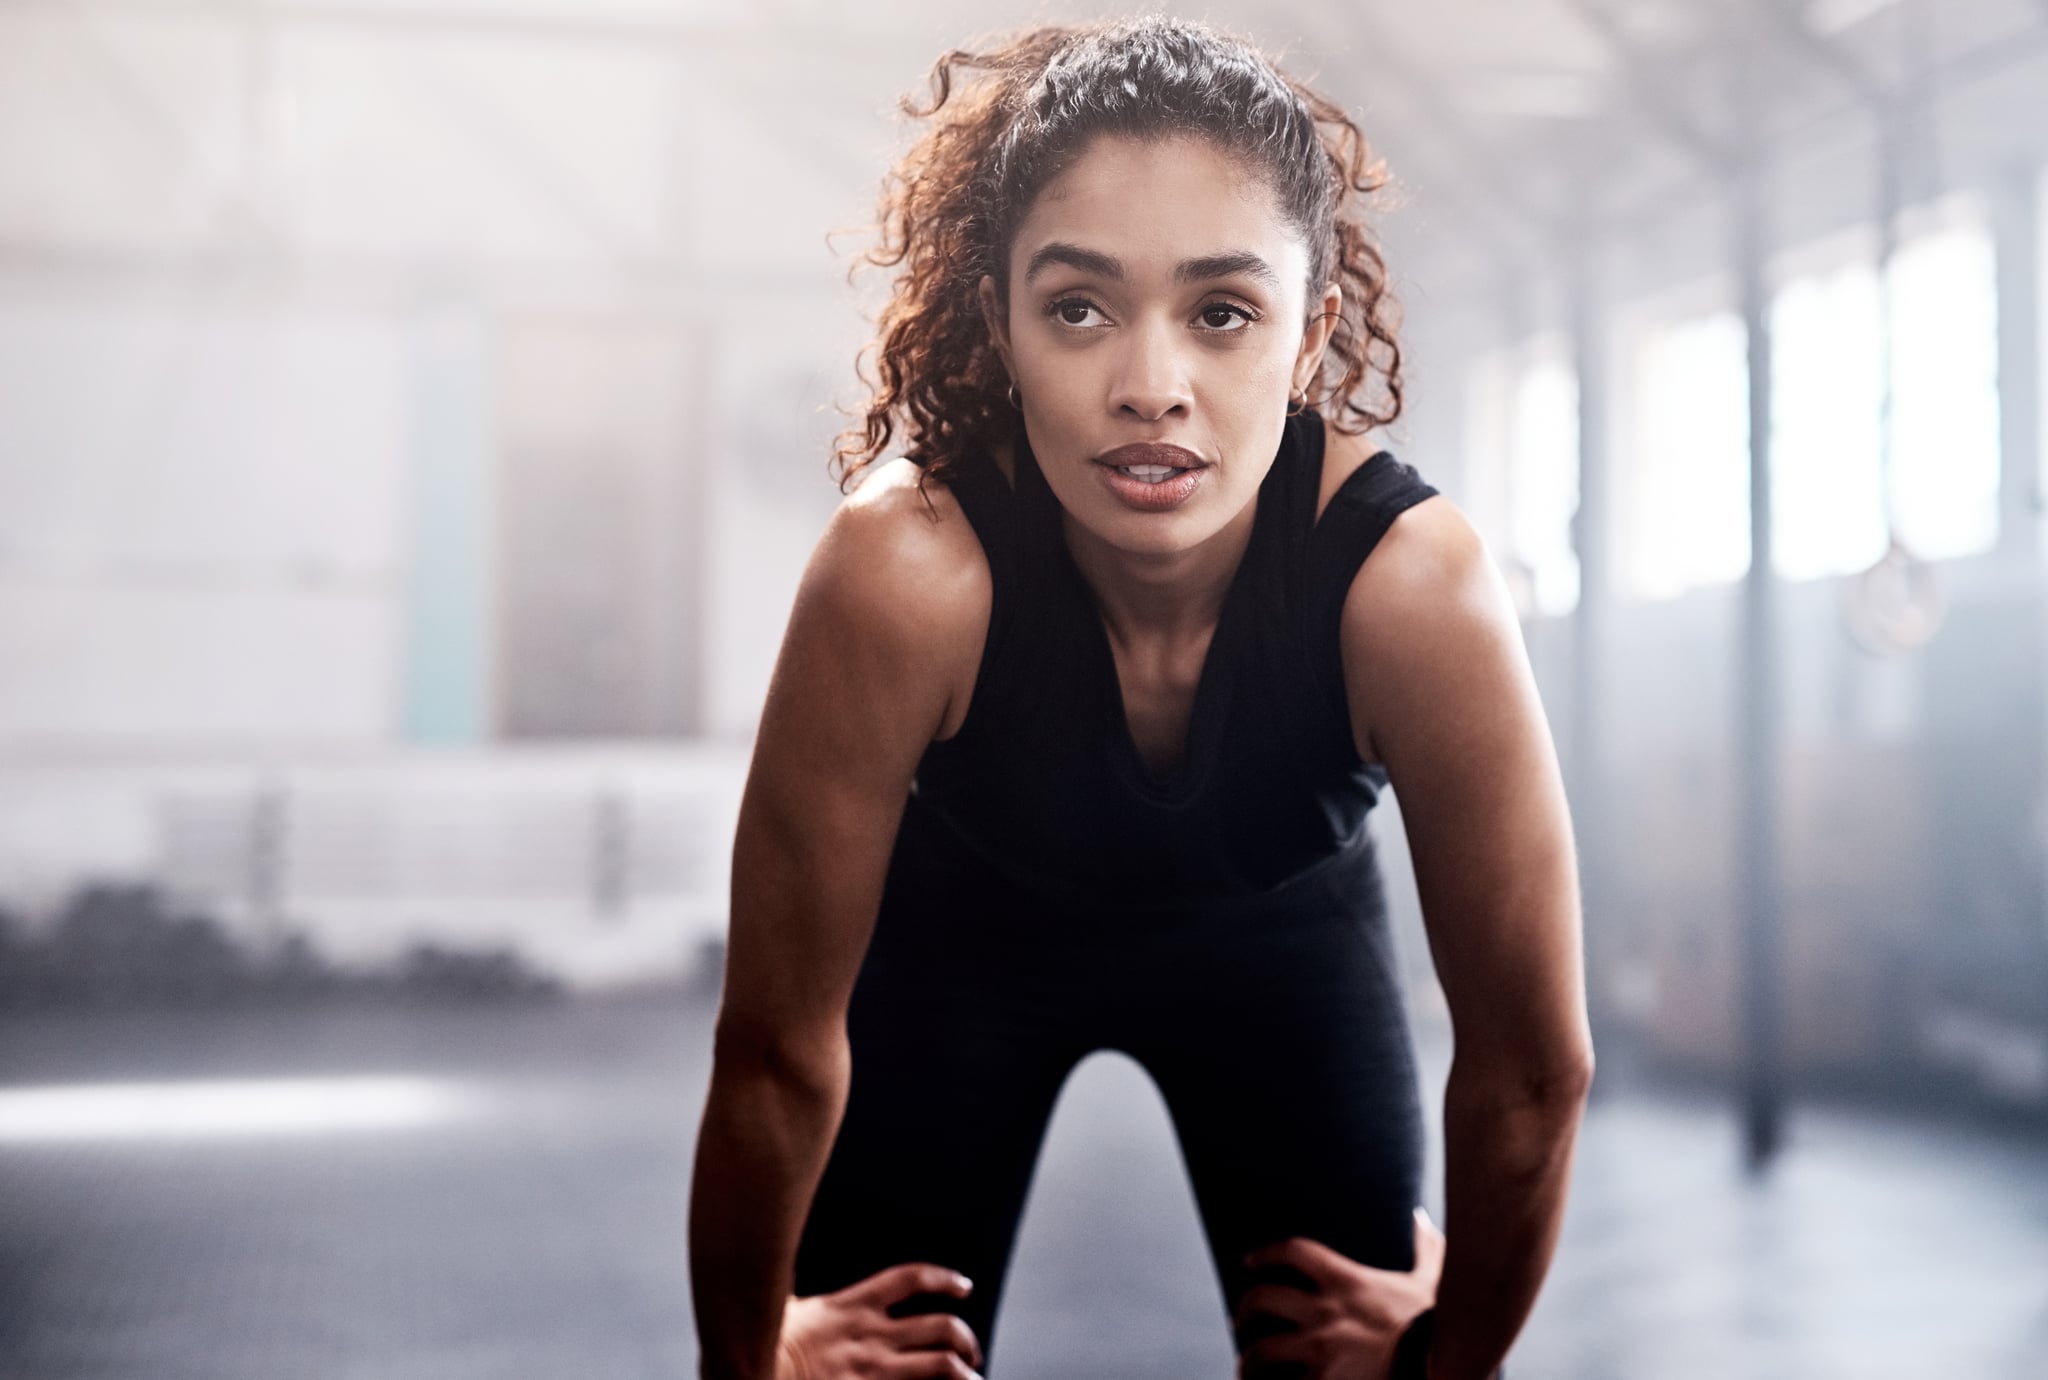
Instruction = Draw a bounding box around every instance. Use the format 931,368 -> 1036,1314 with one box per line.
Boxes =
690,18 -> 1592,1380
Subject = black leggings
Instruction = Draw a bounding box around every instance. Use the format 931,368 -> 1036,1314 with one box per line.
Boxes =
793,797 -> 1426,1372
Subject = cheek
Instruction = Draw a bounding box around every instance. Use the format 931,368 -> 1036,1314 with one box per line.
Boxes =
1230,340 -> 1307,399
1018,349 -> 1106,419
1259,346 -> 1299,381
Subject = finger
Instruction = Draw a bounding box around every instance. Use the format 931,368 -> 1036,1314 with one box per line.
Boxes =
1230,1281 -> 1317,1333
1242,1235 -> 1349,1286
1413,1207 -> 1447,1274
1239,1328 -> 1316,1371
842,1262 -> 974,1309
881,1348 -> 982,1380
888,1312 -> 985,1369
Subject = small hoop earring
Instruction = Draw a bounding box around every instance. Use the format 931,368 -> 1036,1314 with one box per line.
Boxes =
1006,382 -> 1022,411
1285,387 -> 1307,418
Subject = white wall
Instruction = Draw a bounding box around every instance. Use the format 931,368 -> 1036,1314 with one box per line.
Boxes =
0,287 -> 414,748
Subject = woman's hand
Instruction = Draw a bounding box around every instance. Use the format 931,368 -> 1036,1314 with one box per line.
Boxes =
777,1263 -> 985,1380
1234,1208 -> 1446,1380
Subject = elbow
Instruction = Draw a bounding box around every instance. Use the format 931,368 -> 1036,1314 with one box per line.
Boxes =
1452,1039 -> 1595,1117
710,1012 -> 849,1106
1537,1043 -> 1595,1109
1521,1035 -> 1595,1110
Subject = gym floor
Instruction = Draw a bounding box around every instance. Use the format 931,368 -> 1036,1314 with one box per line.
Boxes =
1,993 -> 2043,1380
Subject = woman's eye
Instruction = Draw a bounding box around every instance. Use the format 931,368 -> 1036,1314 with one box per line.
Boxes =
1050,299 -> 1105,327
1198,304 -> 1254,331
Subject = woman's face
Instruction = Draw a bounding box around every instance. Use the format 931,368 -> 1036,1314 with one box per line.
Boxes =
981,134 -> 1339,559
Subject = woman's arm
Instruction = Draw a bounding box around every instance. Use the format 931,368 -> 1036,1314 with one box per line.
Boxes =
690,461 -> 991,1380
1339,495 -> 1594,1380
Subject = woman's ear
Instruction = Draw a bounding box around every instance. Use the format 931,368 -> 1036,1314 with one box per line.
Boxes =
978,274 -> 1015,378
1294,282 -> 1343,397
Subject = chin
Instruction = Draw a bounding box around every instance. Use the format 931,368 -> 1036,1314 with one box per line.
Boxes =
1102,504 -> 1226,555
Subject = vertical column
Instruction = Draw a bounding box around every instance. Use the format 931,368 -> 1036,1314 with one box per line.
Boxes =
2038,164 -> 2048,955
1734,157 -> 1785,1172
1567,232 -> 1614,1047
247,777 -> 290,951
657,50 -> 709,738
591,781 -> 630,923
651,323 -> 710,737
2003,158 -> 2048,957
1991,162 -> 2047,953
1992,158 -> 2041,564
400,300 -> 494,743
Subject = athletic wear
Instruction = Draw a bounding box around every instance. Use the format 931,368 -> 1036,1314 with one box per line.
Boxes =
791,411 -> 1442,1372
908,411 -> 1435,907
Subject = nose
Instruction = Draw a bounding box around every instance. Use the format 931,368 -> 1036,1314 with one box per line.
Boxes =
1108,316 -> 1192,422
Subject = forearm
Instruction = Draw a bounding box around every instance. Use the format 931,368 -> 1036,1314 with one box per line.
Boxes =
1424,1056 -> 1590,1380
689,1034 -> 849,1380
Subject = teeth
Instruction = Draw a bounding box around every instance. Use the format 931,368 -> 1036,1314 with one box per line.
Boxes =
1117,465 -> 1180,483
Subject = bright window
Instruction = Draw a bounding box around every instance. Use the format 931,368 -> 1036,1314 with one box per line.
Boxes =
1771,263 -> 1888,580
1621,309 -> 1751,601
1886,221 -> 2000,561
1462,338 -> 1579,618
1771,208 -> 2000,578
1617,203 -> 2000,600
1508,351 -> 1581,618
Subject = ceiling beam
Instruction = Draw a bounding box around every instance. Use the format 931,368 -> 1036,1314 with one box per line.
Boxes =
4,0 -> 918,279
0,232 -> 843,313
1281,4 -> 1571,262
0,0 -> 937,60
1599,7 -> 2048,236
1557,0 -> 1736,174
1746,0 -> 1892,109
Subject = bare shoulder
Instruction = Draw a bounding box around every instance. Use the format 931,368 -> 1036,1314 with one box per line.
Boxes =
1335,472 -> 1522,768
802,457 -> 992,739
821,458 -> 989,615
1319,420 -> 1490,620
1352,491 -> 1488,607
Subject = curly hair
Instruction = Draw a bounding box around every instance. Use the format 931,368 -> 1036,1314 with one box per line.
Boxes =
831,15 -> 1404,496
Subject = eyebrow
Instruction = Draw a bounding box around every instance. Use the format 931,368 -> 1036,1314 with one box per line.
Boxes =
1176,251 -> 1282,290
1022,241 -> 1282,291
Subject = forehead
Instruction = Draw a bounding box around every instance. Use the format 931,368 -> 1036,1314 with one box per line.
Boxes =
1010,135 -> 1306,282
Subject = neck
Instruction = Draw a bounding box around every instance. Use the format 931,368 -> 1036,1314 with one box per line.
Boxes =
1059,495 -> 1257,644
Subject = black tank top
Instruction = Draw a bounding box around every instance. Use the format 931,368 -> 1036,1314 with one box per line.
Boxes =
906,409 -> 1439,913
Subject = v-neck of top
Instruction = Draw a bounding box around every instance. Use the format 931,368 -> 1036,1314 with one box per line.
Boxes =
906,409 -> 1437,906
1013,424 -> 1289,809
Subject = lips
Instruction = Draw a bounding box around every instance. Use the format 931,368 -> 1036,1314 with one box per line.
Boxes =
1094,442 -> 1206,473
1091,442 -> 1209,512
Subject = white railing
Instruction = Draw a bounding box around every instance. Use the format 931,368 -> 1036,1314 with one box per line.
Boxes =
0,743 -> 750,990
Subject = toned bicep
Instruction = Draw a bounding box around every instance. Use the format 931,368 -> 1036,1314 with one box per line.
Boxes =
1342,501 -> 1590,1084
718,481 -> 987,1057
